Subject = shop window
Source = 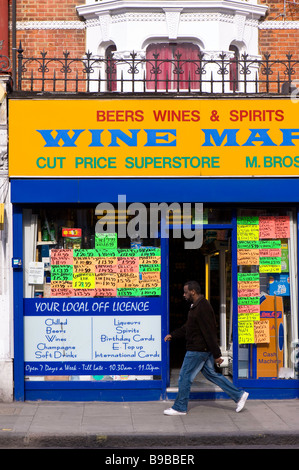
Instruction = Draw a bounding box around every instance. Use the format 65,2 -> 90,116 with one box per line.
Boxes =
200,206 -> 232,225
146,42 -> 201,90
23,205 -> 162,383
24,205 -> 161,300
236,208 -> 298,380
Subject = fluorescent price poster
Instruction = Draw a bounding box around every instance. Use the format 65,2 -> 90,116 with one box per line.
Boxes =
50,232 -> 161,298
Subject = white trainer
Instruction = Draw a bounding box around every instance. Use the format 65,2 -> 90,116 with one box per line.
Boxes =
236,392 -> 249,412
164,408 -> 187,416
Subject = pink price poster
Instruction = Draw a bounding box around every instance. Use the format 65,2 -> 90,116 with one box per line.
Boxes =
259,216 -> 290,239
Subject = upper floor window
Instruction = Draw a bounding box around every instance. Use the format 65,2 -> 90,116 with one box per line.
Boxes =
146,43 -> 201,91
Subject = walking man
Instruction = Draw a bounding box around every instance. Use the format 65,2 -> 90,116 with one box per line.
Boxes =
164,280 -> 248,416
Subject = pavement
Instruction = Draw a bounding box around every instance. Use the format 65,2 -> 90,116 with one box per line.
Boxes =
0,398 -> 298,449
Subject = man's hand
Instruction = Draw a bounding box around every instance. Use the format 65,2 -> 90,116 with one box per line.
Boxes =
164,334 -> 172,342
215,357 -> 224,366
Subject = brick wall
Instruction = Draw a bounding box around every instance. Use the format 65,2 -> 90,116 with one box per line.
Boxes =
16,29 -> 86,57
8,0 -> 86,90
259,0 -> 299,59
7,0 -> 299,92
12,0 -> 84,23
258,0 -> 299,92
259,0 -> 299,22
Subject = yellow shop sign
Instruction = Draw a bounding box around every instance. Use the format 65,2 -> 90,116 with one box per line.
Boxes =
8,98 -> 299,177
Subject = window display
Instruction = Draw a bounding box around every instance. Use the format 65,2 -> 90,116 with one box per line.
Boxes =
237,208 -> 298,380
24,206 -> 161,300
23,205 -> 162,383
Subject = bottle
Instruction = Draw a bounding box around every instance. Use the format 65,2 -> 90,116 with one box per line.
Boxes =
49,220 -> 56,241
42,220 -> 49,241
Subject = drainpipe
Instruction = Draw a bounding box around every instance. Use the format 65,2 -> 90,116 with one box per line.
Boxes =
0,0 -> 9,60
12,0 -> 16,85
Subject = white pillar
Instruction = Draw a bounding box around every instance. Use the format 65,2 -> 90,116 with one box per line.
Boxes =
0,75 -> 13,402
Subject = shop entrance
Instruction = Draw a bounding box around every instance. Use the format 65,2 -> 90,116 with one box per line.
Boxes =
168,229 -> 232,393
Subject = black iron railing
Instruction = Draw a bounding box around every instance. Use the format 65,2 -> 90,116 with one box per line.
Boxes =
14,43 -> 299,94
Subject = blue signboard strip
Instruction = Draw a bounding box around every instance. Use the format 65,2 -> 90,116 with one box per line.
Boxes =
11,178 -> 299,204
25,361 -> 161,376
24,297 -> 162,315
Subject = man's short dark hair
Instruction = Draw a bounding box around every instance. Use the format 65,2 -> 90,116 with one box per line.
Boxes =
184,281 -> 201,294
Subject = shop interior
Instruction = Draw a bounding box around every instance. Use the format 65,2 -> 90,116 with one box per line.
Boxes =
168,228 -> 233,392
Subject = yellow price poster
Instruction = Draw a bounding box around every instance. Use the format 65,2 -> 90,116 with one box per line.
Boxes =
9,98 -> 299,178
237,225 -> 259,241
238,312 -> 260,321
73,273 -> 95,289
238,321 -> 255,344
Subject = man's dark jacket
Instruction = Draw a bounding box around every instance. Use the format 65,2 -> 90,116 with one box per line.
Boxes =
170,295 -> 222,359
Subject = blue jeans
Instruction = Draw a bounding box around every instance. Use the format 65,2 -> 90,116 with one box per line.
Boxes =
172,351 -> 243,412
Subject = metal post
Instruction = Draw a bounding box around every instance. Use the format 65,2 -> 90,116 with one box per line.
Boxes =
219,248 -> 227,351
17,41 -> 23,91
205,255 -> 210,301
12,0 -> 16,86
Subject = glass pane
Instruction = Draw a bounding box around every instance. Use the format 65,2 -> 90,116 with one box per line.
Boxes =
202,206 -> 232,224
146,42 -> 201,91
23,205 -> 161,299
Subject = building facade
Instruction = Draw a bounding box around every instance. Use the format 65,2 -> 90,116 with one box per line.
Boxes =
0,0 -> 298,401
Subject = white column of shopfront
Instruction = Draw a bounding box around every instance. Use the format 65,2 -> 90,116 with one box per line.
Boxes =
288,211 -> 298,375
0,76 -> 13,402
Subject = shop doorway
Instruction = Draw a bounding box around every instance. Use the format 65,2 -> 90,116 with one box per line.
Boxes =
168,229 -> 232,392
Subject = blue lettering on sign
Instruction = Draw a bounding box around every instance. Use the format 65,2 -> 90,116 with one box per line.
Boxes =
36,129 -> 85,147
36,129 -> 177,147
280,129 -> 299,146
108,129 -> 140,147
36,128 -> 299,148
143,129 -> 177,147
242,129 -> 277,147
202,129 -> 240,147
202,128 -> 299,147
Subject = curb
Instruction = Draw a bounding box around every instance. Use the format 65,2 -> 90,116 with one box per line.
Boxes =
1,431 -> 299,448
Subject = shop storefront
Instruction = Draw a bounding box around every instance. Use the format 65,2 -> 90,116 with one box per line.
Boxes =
9,97 -> 299,401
